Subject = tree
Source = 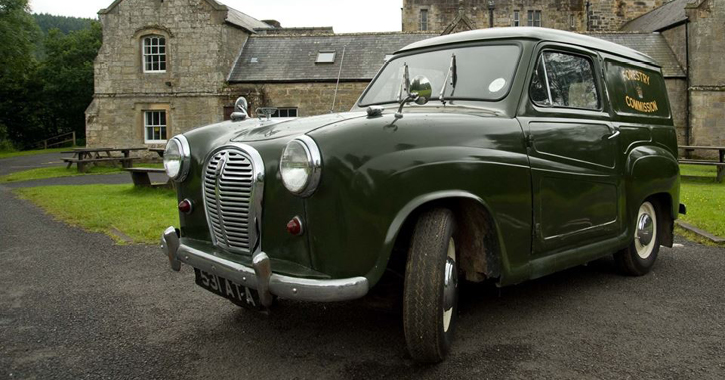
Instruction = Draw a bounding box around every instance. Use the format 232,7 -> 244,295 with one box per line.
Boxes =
0,0 -> 42,150
38,22 -> 102,140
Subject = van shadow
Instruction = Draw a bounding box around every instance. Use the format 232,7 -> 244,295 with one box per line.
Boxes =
183,257 -> 625,378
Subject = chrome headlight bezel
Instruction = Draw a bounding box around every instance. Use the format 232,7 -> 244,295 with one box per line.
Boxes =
163,135 -> 191,182
280,135 -> 322,197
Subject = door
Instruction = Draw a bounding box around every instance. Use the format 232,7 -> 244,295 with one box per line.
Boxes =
519,47 -> 621,255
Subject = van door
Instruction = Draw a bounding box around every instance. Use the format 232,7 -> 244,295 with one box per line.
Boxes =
518,46 -> 621,255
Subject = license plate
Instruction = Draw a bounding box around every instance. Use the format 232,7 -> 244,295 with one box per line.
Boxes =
194,268 -> 264,311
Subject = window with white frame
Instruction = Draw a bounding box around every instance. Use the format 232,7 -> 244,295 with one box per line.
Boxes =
142,36 -> 166,73
144,110 -> 167,143
513,10 -> 520,26
271,108 -> 298,118
419,9 -> 429,31
528,10 -> 542,27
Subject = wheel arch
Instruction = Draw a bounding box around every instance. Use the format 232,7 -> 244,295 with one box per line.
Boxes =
371,191 -> 507,286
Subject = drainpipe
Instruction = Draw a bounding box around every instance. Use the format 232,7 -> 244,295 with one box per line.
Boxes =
685,21 -> 691,152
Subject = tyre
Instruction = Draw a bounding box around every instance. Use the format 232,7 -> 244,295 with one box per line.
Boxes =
403,208 -> 458,363
614,200 -> 661,276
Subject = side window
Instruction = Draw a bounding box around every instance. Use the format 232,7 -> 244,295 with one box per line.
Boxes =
530,51 -> 600,110
142,35 -> 167,73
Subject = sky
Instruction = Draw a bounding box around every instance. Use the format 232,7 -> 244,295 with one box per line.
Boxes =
28,0 -> 404,33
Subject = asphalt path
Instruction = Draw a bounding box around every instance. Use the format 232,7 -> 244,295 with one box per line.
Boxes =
1,181 -> 724,379
0,152 -> 66,176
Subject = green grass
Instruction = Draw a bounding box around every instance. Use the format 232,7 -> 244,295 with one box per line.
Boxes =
15,184 -> 178,244
678,164 -> 725,242
0,147 -> 71,159
0,163 -> 164,183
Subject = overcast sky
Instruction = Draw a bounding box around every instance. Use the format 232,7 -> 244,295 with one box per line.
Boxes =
28,0 -> 403,33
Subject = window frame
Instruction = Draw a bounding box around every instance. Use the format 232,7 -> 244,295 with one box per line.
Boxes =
271,107 -> 299,118
529,49 -> 603,112
527,10 -> 542,27
419,9 -> 429,31
142,35 -> 167,73
513,10 -> 520,27
315,51 -> 336,64
143,110 -> 168,143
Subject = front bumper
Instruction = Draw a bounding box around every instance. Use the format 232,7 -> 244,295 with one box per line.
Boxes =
161,227 -> 369,306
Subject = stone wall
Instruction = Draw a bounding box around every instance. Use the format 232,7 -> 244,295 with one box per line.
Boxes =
665,78 -> 688,145
402,0 -> 663,33
87,0 -> 251,148
686,0 -> 725,158
661,24 -> 687,70
227,82 -> 371,117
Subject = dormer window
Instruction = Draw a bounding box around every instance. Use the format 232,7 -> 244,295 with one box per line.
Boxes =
316,51 -> 336,64
143,35 -> 166,73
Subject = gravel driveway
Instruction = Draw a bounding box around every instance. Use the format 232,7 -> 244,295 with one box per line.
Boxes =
1,184 -> 724,379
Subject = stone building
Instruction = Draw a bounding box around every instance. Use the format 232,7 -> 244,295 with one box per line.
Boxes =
86,0 -> 721,152
402,0 -> 665,33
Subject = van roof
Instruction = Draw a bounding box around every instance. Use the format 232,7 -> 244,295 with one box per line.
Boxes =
398,27 -> 660,68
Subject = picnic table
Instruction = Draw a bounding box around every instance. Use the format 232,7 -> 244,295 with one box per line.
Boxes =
62,147 -> 146,173
678,145 -> 725,183
149,148 -> 165,158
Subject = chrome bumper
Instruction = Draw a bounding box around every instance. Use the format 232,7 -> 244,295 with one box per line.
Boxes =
161,227 -> 369,306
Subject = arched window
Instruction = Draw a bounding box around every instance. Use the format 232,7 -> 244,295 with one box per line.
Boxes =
142,35 -> 166,73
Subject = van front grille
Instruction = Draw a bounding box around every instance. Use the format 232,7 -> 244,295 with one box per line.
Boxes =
203,149 -> 256,253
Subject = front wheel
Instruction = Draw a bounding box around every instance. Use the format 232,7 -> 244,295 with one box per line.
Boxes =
614,200 -> 661,276
403,208 -> 458,363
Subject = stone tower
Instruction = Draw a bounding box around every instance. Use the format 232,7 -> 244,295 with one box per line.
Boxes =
401,0 -> 665,33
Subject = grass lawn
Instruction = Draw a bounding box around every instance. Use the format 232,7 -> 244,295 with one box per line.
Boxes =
15,184 -> 178,245
678,164 -> 725,242
0,147 -> 70,159
0,163 -> 164,183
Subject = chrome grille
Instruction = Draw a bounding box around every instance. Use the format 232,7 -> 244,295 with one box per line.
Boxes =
203,148 -> 258,253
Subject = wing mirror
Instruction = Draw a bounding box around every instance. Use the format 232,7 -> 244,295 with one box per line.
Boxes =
230,97 -> 248,122
410,75 -> 432,105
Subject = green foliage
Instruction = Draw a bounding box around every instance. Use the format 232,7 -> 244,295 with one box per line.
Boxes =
16,184 -> 179,244
33,13 -> 94,35
0,146 -> 67,159
0,1 -> 101,150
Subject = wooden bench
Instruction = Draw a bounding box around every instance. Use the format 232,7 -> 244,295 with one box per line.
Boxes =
678,145 -> 725,183
678,159 -> 725,183
62,157 -> 138,173
123,167 -> 172,188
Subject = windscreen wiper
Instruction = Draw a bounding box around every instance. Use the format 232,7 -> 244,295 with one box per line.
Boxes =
439,53 -> 457,105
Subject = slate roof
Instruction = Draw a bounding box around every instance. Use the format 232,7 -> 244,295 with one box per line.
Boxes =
588,33 -> 685,77
228,33 -> 438,83
229,30 -> 684,83
226,7 -> 273,32
620,0 -> 690,32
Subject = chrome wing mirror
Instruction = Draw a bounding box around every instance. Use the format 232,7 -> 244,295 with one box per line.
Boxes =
230,97 -> 248,122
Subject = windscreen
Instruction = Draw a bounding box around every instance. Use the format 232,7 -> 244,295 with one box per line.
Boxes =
359,44 -> 521,106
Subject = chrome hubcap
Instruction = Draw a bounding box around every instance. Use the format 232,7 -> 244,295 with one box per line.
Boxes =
443,238 -> 457,333
634,202 -> 657,259
636,214 -> 654,246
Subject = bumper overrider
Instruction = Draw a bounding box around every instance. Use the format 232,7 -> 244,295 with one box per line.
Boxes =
161,227 -> 369,307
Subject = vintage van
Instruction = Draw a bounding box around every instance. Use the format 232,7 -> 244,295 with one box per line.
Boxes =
160,27 -> 683,363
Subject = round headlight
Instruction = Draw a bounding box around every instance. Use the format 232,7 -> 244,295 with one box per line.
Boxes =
163,135 -> 190,182
280,136 -> 321,197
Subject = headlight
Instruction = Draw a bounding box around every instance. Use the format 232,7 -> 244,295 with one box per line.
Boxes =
280,136 -> 322,197
163,135 -> 190,182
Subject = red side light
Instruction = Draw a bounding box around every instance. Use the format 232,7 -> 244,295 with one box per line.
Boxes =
178,199 -> 193,214
286,216 -> 303,236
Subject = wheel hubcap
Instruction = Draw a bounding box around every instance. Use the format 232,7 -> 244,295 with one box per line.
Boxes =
442,238 -> 457,333
634,202 -> 657,259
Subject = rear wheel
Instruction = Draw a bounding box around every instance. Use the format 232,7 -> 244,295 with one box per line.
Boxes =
614,200 -> 660,276
403,208 -> 458,363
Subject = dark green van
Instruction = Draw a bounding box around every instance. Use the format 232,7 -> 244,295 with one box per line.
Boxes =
161,27 -> 683,363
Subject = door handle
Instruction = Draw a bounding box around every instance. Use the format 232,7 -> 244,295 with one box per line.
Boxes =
607,126 -> 620,140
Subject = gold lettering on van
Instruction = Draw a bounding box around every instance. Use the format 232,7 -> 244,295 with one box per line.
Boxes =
621,69 -> 650,85
625,96 -> 659,113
